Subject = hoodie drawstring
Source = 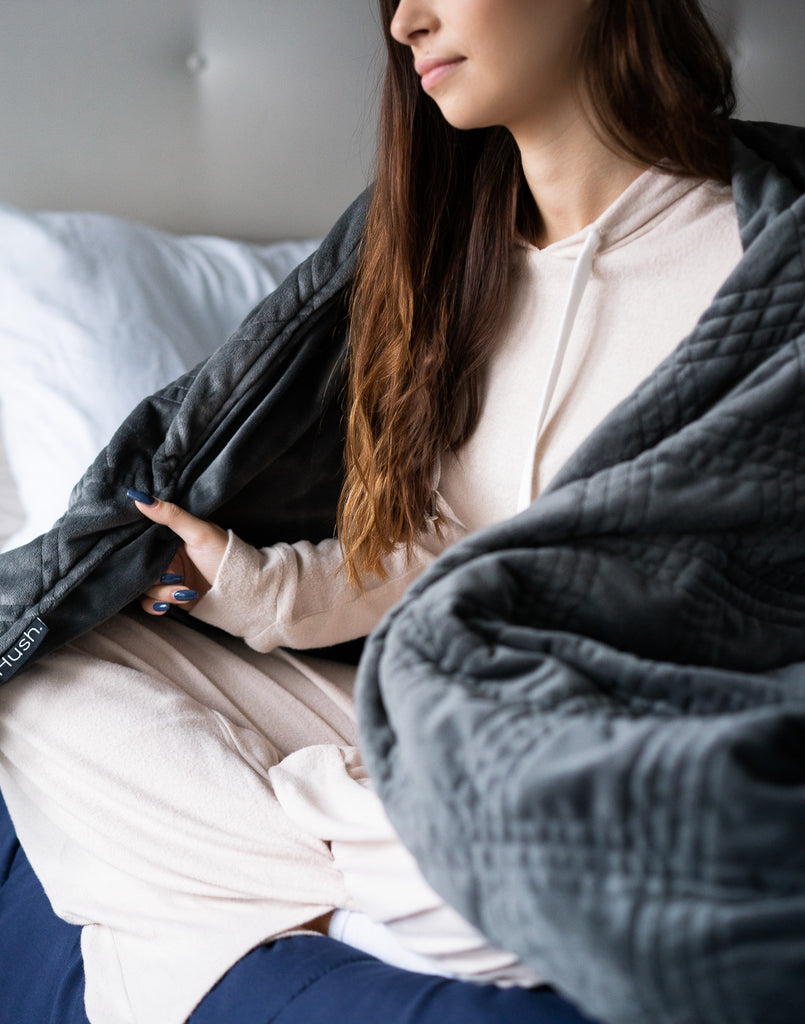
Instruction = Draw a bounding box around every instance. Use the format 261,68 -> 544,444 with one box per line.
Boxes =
516,226 -> 602,513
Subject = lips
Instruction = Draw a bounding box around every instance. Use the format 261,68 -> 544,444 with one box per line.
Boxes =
414,56 -> 465,91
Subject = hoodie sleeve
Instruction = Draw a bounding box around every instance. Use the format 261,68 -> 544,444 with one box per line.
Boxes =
189,500 -> 466,652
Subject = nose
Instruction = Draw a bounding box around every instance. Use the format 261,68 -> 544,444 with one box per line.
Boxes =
389,0 -> 439,46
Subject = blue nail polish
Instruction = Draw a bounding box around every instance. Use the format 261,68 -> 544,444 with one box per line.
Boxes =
127,488 -> 155,505
173,589 -> 198,602
160,573 -> 184,584
153,602 -> 170,612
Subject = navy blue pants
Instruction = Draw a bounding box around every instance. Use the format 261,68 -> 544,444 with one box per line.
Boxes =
0,790 -> 596,1024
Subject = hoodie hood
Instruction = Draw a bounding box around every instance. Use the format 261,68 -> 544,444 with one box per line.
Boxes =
512,164 -> 738,514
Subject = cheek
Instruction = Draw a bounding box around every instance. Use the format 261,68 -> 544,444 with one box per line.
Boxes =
496,0 -> 590,63
500,2 -> 589,93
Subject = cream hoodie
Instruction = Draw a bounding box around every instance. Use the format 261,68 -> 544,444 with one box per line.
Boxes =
192,164 -> 744,650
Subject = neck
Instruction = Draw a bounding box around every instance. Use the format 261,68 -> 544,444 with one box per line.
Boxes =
512,113 -> 650,248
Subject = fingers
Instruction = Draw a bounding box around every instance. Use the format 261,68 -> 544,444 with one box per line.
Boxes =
125,490 -> 216,548
126,489 -> 229,615
141,567 -> 200,615
143,582 -> 199,604
140,584 -> 200,616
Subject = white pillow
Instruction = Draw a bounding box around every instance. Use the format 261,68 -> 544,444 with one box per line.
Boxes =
0,204 -> 319,550
0,413 -> 25,546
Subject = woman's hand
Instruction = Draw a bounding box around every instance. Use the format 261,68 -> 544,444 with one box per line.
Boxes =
126,490 -> 229,616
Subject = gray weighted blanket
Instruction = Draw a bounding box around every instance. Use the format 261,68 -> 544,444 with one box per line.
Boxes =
357,121 -> 805,1024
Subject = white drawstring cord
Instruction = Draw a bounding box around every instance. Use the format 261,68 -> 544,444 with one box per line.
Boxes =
515,226 -> 602,513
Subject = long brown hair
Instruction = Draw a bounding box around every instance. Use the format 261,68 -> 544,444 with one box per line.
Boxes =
337,0 -> 736,585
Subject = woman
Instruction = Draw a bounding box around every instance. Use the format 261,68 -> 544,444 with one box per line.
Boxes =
1,1 -> 801,1023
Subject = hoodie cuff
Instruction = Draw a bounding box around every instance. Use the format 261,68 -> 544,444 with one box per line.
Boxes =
189,530 -> 287,642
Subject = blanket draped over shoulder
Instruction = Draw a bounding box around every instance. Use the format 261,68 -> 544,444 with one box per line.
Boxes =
356,121 -> 805,1024
0,121 -> 803,1024
0,187 -> 367,673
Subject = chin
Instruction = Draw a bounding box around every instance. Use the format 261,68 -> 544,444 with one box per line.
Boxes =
430,98 -> 501,133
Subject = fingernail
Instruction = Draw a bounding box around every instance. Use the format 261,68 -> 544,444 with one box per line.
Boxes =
160,573 -> 184,584
127,489 -> 155,505
173,589 -> 198,602
153,602 -> 170,613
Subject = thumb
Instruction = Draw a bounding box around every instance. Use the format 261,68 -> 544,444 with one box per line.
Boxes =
125,489 -> 214,547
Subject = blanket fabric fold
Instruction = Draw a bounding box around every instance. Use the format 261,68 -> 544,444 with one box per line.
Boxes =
356,122 -> 805,1024
0,120 -> 803,1024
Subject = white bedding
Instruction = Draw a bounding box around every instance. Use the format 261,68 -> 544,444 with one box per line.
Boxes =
0,418 -> 24,546
0,204 -> 319,550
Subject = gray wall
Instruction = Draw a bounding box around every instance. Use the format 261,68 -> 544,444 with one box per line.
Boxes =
708,0 -> 805,124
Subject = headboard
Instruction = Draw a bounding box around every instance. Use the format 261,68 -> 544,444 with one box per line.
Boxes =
0,0 -> 381,242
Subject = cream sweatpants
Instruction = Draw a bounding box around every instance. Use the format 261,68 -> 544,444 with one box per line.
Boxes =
0,610 -> 539,1024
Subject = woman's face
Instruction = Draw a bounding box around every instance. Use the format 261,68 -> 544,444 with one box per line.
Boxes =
389,0 -> 593,138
